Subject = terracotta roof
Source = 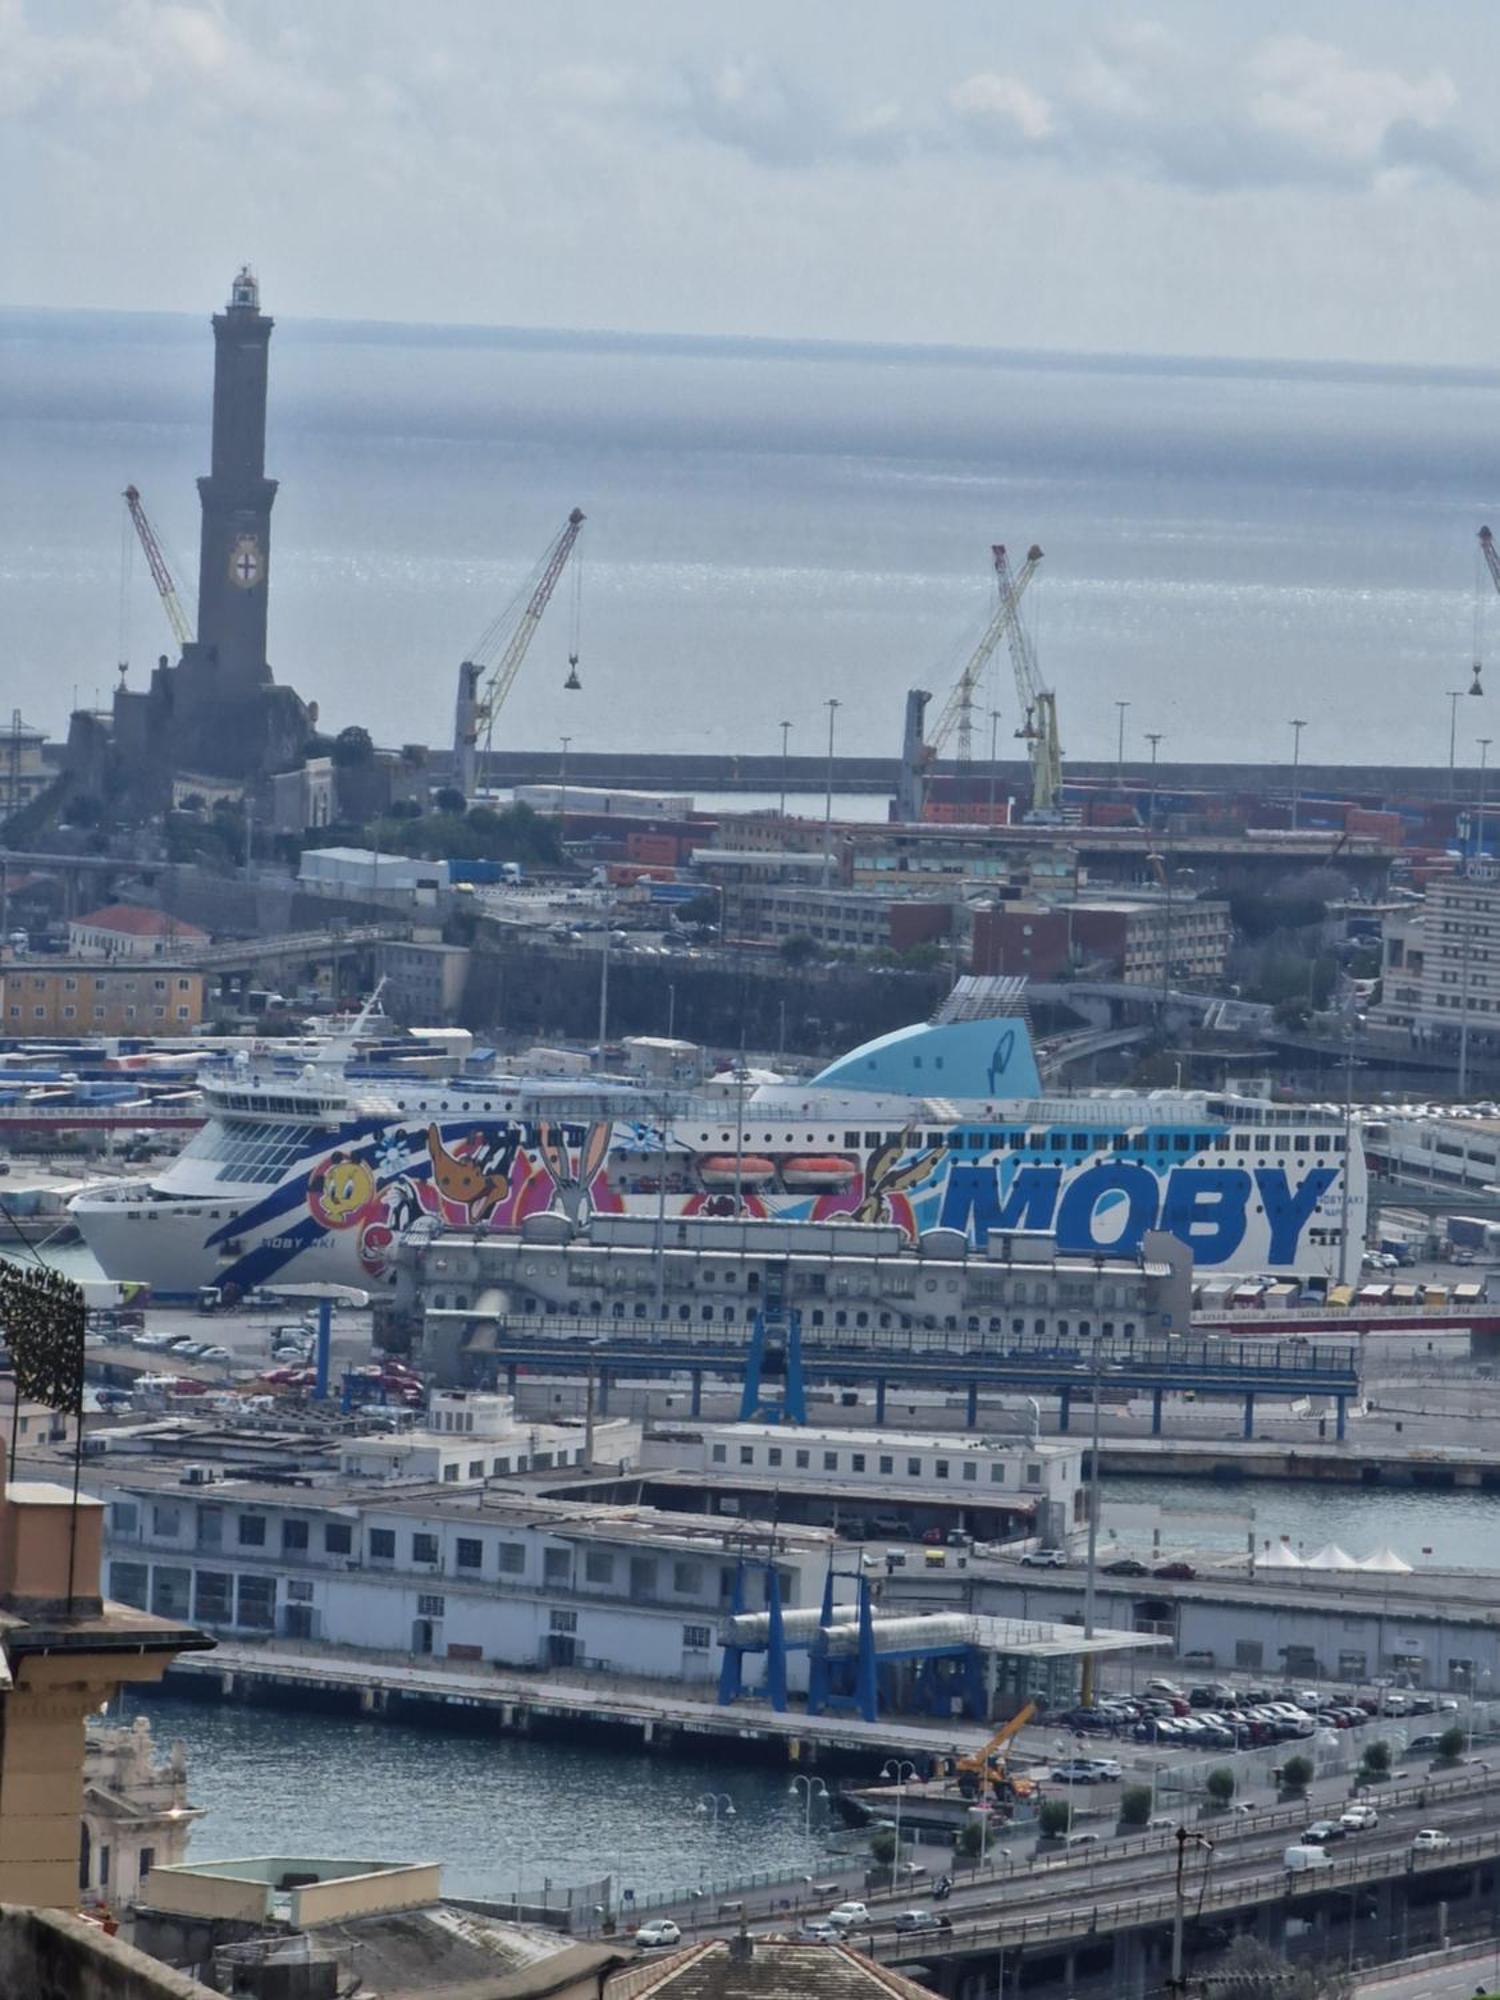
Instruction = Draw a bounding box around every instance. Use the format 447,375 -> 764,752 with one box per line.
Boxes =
606,1937 -> 936,1998
71,905 -> 209,941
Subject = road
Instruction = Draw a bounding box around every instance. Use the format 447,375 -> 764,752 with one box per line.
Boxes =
1361,1945 -> 1500,2000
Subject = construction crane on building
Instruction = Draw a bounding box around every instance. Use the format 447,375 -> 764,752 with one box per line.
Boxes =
452,508 -> 586,799
996,542 -> 1063,818
122,485 -> 194,652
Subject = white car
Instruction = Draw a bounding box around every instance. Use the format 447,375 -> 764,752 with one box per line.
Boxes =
828,1901 -> 868,1930
635,1920 -> 681,1949
1021,1548 -> 1069,1568
1340,1805 -> 1378,1833
1411,1828 -> 1450,1853
799,1920 -> 838,1943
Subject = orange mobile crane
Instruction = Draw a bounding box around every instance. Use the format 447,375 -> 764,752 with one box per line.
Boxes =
953,1699 -> 1038,1806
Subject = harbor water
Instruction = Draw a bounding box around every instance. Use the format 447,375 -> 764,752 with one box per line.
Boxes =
121,1691 -> 843,1906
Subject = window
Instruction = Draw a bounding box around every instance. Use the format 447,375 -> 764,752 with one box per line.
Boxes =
370,1528 -> 396,1561
544,1547 -> 573,1585
879,1455 -> 893,1476
456,1538 -> 483,1570
907,1457 -> 922,1477
111,1501 -> 139,1535
795,1450 -> 810,1469
550,1608 -> 578,1633
1025,1462 -> 1043,1487
739,1445 -> 755,1466
497,1542 -> 525,1574
417,1593 -> 446,1618
110,1560 -> 148,1608
585,1550 -> 614,1584
823,1451 -> 838,1472
852,1453 -> 866,1473
325,1522 -> 352,1556
767,1446 -> 782,1468
193,1571 -> 232,1624
963,1461 -> 978,1482
683,1624 -> 712,1651
989,1464 -> 1006,1484
412,1532 -> 440,1565
710,1443 -> 726,1464
140,1846 -> 155,1881
629,1555 -> 657,1597
287,1579 -> 313,1602
935,1460 -> 950,1480
673,1560 -> 704,1595
281,1519 -> 309,1553
236,1574 -> 276,1629
237,1514 -> 266,1548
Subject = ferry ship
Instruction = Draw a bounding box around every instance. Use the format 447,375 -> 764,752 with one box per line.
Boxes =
70,981 -> 1365,1298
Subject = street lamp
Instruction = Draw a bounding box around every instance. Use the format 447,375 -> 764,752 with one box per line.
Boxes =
1144,733 -> 1162,829
1467,1665 -> 1492,1752
697,1791 -> 736,1830
880,1759 -> 918,1864
558,735 -> 572,828
989,709 -> 1003,828
1289,718 -> 1306,832
1115,700 -> 1130,788
779,720 -> 792,820
789,1774 -> 828,1838
822,699 -> 841,887
967,1802 -> 991,1870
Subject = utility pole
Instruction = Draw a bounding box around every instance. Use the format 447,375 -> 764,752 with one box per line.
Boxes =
559,736 -> 571,828
1478,738 -> 1492,860
779,720 -> 791,819
1145,733 -> 1162,829
1289,717 -> 1306,831
988,709 -> 1002,827
821,698 -> 840,888
1114,700 -> 1130,788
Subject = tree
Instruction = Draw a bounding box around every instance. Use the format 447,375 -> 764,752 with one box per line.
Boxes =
869,1825 -> 897,1865
1119,1785 -> 1153,1828
1210,1936 -> 1352,2000
433,787 -> 467,816
779,934 -> 819,968
1206,1767 -> 1236,1807
332,724 -> 374,767
1038,1799 -> 1071,1838
1361,1739 -> 1391,1779
1281,1754 -> 1313,1793
1437,1724 -> 1466,1763
954,1817 -> 985,1858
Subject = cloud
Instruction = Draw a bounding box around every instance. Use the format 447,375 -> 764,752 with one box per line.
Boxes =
949,72 -> 1053,145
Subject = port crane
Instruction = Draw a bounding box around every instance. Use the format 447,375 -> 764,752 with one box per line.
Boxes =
452,507 -> 585,798
927,544 -> 1044,765
122,485 -> 194,651
1474,524 -> 1500,695
996,543 -> 1063,818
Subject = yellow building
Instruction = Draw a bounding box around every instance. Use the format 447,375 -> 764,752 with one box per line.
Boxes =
0,1457 -> 210,1906
0,963 -> 205,1037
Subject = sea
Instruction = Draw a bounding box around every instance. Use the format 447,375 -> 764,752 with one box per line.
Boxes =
5,309 -> 1500,773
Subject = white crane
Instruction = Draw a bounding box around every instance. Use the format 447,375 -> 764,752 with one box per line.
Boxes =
452,508 -> 585,799
995,542 -> 1063,818
926,543 -> 1044,764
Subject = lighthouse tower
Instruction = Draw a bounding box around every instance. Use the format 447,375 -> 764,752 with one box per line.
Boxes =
194,266 -> 277,689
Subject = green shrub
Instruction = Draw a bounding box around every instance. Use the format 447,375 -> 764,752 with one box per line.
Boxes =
1206,1767 -> 1236,1806
1437,1725 -> 1465,1763
1119,1786 -> 1153,1827
869,1826 -> 897,1864
1282,1755 -> 1314,1792
1038,1799 -> 1071,1838
1361,1740 -> 1391,1778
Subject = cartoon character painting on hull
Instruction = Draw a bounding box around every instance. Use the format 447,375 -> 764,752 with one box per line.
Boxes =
811,1134 -> 945,1238
536,1121 -> 615,1223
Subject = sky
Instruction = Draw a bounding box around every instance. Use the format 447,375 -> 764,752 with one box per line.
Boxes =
5,0 -> 1500,365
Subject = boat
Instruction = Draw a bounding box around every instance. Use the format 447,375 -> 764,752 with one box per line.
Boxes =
70,976 -> 1367,1298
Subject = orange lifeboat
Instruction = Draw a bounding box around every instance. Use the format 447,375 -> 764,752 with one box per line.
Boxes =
697,1155 -> 776,1188
780,1154 -> 859,1191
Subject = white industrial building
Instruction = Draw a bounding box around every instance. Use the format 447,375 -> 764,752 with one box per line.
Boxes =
335,1390 -> 629,1486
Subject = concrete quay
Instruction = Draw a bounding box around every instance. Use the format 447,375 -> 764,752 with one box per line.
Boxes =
1098,1435 -> 1500,1489
159,1637 -> 992,1770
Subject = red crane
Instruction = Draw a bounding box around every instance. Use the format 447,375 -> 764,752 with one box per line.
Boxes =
123,485 -> 194,651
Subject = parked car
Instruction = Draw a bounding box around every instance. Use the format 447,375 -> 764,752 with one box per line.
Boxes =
1051,1761 -> 1105,1784
1411,1829 -> 1451,1853
635,1921 -> 681,1950
1021,1548 -> 1069,1568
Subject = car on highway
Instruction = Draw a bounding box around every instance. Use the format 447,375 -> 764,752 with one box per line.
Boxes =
1340,1806 -> 1378,1833
828,1901 -> 869,1930
634,1921 -> 681,1950
1410,1829 -> 1451,1853
1051,1760 -> 1107,1784
1302,1821 -> 1347,1845
894,1910 -> 950,1934
798,1920 -> 839,1943
1104,1557 -> 1150,1577
1021,1548 -> 1069,1568
1153,1561 -> 1196,1580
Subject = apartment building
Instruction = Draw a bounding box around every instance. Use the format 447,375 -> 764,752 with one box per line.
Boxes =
0,962 -> 205,1035
971,895 -> 1230,986
1371,870 -> 1500,1052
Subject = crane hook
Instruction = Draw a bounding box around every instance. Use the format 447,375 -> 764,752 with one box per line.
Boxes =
564,654 -> 582,692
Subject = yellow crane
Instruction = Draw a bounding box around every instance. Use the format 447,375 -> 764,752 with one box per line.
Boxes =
954,1698 -> 1038,1802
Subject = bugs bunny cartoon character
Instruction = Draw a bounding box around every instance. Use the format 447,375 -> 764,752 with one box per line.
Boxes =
851,1134 -> 946,1227
536,1120 -> 614,1225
